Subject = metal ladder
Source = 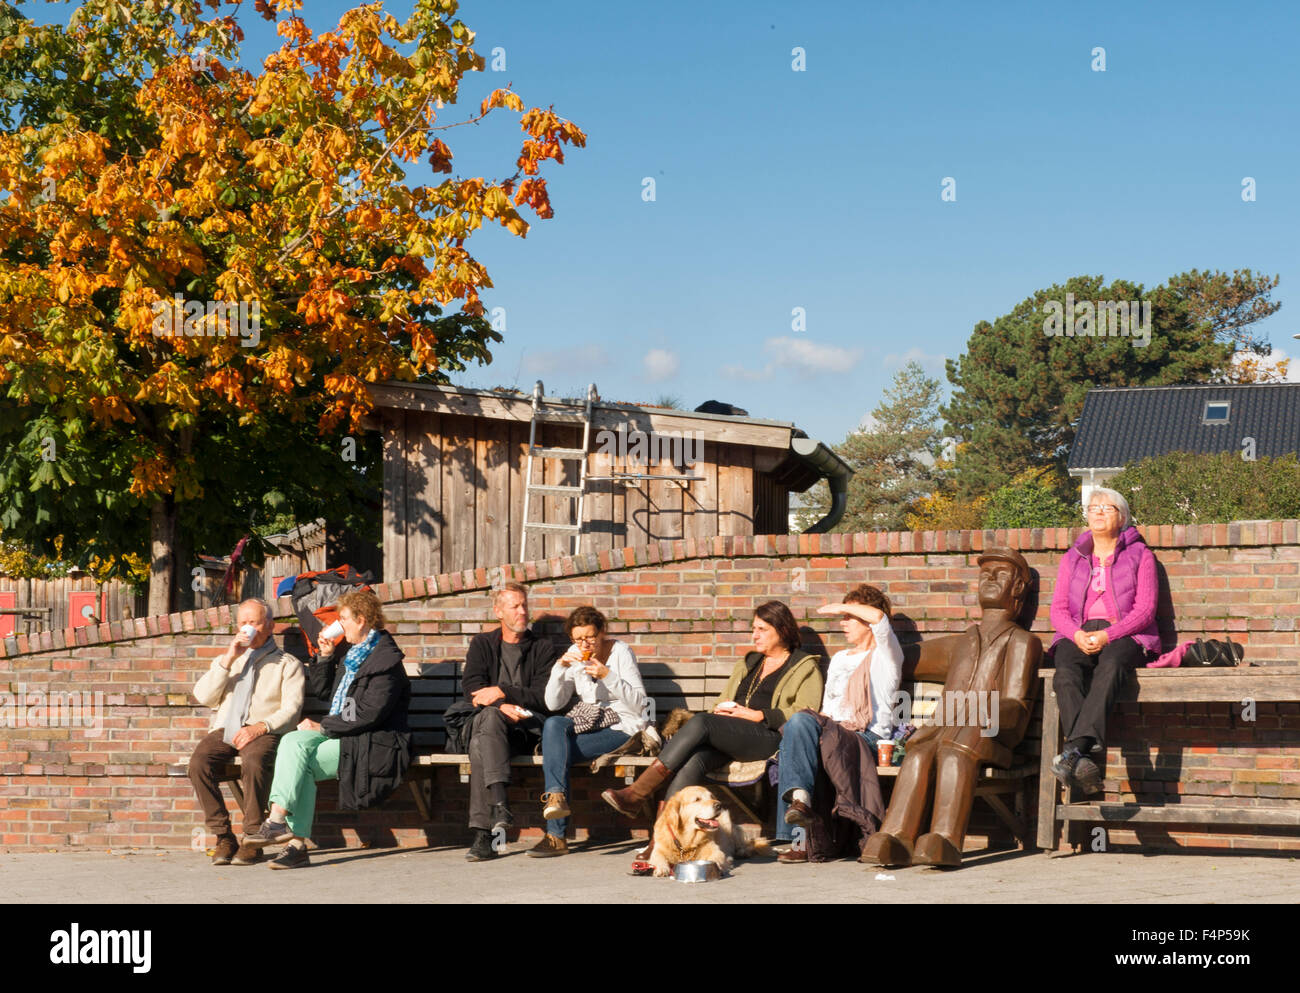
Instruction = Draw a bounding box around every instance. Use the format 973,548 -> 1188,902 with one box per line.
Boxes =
520,381 -> 597,560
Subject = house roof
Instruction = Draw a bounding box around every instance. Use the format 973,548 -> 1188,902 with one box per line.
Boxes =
1068,382 -> 1300,472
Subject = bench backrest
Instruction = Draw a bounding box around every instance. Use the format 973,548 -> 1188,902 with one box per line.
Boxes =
301,660 -> 1040,759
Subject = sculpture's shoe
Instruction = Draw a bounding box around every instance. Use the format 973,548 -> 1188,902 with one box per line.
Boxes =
859,831 -> 912,867
912,832 -> 962,868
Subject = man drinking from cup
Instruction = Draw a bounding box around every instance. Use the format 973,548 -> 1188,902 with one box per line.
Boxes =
189,598 -> 304,866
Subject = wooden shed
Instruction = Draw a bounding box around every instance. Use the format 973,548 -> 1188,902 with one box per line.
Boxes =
368,382 -> 850,584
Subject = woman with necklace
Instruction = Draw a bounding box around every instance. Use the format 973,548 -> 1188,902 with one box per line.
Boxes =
602,600 -> 823,817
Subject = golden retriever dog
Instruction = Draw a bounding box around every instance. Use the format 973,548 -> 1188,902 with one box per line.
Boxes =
647,786 -> 767,877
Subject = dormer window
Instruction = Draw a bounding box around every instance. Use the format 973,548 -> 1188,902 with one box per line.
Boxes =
1203,401 -> 1230,424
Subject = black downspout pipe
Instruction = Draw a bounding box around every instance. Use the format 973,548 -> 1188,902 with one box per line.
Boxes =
792,438 -> 851,534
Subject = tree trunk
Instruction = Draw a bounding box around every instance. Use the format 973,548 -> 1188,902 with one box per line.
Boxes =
147,497 -> 176,617
173,524 -> 194,614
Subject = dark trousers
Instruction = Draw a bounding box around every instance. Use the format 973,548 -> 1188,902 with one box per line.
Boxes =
1052,621 -> 1147,753
658,713 -> 782,799
467,707 -> 542,831
188,728 -> 279,836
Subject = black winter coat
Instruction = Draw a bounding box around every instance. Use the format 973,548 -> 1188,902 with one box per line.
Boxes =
461,628 -> 558,713
305,629 -> 412,810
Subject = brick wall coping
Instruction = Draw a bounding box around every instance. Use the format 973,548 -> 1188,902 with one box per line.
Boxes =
4,520 -> 1298,660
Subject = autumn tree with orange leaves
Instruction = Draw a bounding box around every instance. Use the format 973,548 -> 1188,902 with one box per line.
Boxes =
0,0 -> 585,614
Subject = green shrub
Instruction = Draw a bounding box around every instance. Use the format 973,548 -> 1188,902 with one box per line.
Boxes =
1107,452 -> 1300,525
982,475 -> 1077,528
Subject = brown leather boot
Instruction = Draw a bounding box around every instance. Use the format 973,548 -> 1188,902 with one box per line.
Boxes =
602,760 -> 672,818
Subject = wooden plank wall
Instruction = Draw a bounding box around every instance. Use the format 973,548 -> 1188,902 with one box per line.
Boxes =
387,414 -> 781,580
753,468 -> 789,536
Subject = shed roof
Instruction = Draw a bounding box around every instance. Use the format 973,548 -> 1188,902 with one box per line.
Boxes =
1068,382 -> 1300,472
368,381 -> 803,449
367,381 -> 850,493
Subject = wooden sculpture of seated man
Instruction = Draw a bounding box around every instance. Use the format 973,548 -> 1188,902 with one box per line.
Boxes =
860,547 -> 1041,868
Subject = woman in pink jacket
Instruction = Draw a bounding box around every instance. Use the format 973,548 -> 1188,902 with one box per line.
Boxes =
1049,487 -> 1160,795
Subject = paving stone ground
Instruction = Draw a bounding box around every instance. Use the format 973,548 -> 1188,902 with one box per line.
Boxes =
2,843 -> 1297,903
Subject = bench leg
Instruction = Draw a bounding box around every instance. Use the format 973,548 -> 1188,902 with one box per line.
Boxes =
224,779 -> 245,811
980,792 -> 1029,847
408,777 -> 432,822
1036,682 -> 1062,851
713,784 -> 764,827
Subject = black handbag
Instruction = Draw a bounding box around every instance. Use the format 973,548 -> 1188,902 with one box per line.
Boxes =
1182,637 -> 1244,667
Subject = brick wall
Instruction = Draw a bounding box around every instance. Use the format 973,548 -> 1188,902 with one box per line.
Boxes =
2,522 -> 1298,854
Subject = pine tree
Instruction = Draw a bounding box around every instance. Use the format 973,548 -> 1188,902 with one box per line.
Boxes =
795,361 -> 942,532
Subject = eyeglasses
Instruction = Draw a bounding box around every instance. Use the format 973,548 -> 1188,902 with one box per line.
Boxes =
571,634 -> 599,644
1086,505 -> 1119,515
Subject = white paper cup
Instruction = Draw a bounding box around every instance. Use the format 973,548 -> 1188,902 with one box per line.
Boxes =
239,624 -> 257,641
320,620 -> 344,640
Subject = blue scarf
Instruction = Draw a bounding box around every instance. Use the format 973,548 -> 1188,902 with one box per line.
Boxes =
330,629 -> 381,716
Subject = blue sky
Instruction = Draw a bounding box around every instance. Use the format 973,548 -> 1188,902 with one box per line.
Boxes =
37,0 -> 1300,444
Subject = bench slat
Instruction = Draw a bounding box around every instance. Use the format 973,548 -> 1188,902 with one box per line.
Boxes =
1059,804 -> 1300,826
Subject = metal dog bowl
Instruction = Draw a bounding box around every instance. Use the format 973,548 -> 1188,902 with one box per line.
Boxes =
673,859 -> 722,883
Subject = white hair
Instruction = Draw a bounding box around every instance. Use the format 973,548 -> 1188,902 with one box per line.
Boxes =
238,597 -> 273,624
1084,487 -> 1131,529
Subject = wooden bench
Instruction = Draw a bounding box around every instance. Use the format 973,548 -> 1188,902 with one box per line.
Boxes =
404,665 -> 1040,840
1035,666 -> 1300,850
208,657 -> 1042,845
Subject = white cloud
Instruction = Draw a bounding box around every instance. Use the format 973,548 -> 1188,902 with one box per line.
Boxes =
768,336 -> 862,374
722,336 -> 862,381
522,345 -> 610,375
642,348 -> 679,381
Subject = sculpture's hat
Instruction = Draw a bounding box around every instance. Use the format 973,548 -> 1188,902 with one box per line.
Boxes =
975,546 -> 1031,584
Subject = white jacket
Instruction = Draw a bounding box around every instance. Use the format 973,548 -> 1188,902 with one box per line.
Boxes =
193,638 -> 305,736
822,615 -> 904,740
544,640 -> 648,737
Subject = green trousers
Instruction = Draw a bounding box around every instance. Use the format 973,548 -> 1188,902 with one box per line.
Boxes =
268,729 -> 340,840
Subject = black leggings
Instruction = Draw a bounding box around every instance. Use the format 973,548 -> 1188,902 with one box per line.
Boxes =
657,713 -> 782,798
1052,620 -> 1148,753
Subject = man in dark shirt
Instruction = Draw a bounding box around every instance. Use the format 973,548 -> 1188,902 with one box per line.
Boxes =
461,581 -> 559,861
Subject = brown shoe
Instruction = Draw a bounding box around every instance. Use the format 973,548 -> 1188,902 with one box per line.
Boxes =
784,799 -> 814,828
211,834 -> 238,866
231,843 -> 263,866
541,791 -> 570,821
777,847 -> 808,864
527,833 -> 569,858
602,760 -> 672,818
